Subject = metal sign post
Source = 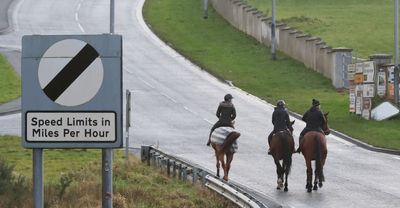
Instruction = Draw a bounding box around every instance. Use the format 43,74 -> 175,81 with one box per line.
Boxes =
33,149 -> 43,208
103,1 -> 116,207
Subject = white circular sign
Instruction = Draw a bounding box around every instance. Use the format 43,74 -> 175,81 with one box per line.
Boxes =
38,39 -> 104,106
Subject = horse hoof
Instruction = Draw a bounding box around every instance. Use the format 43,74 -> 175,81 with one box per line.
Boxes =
284,187 -> 288,192
307,188 -> 312,193
276,186 -> 281,190
313,185 -> 318,191
319,182 -> 323,188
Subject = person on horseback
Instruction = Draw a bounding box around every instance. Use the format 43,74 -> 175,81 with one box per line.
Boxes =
207,94 -> 236,146
296,98 -> 325,153
267,100 -> 293,154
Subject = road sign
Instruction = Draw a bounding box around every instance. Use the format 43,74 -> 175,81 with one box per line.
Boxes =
22,34 -> 123,148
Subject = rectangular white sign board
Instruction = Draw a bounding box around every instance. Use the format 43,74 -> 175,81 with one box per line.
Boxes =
26,112 -> 116,142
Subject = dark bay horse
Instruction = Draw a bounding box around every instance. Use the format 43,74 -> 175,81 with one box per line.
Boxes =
211,127 -> 241,181
269,121 -> 295,192
300,112 -> 330,192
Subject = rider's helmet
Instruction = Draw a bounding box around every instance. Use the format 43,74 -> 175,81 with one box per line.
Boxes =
277,100 -> 286,107
312,99 -> 320,106
224,94 -> 233,101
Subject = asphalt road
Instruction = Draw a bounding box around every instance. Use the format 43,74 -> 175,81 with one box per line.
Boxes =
0,0 -> 400,207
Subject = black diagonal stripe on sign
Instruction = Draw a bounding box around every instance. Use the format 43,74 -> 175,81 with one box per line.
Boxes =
43,44 -> 99,101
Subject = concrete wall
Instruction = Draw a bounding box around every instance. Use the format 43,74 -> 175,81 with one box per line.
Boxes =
210,0 -> 353,89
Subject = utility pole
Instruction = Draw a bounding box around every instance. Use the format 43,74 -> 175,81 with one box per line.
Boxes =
271,0 -> 276,60
395,0 -> 399,105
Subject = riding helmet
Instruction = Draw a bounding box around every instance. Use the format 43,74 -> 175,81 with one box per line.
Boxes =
224,94 -> 233,101
277,100 -> 286,107
312,99 -> 320,106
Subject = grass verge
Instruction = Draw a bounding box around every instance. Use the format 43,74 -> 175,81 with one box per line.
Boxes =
0,54 -> 20,104
245,0 -> 395,58
0,136 -> 237,207
143,0 -> 400,150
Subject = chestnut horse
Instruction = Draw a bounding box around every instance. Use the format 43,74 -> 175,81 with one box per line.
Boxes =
300,112 -> 330,192
211,127 -> 241,181
269,120 -> 295,192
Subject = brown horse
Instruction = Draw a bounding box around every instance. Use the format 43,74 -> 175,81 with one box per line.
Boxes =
269,121 -> 295,192
211,129 -> 241,181
300,112 -> 330,192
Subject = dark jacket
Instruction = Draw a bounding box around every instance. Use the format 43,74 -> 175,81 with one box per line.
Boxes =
216,101 -> 236,123
302,106 -> 324,131
272,106 -> 290,131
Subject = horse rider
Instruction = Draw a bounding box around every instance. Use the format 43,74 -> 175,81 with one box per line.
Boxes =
207,94 -> 236,146
267,100 -> 293,154
296,98 -> 325,153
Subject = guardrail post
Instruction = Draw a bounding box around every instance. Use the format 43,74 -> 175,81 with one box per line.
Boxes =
172,161 -> 177,177
167,159 -> 171,176
192,168 -> 198,184
178,163 -> 182,180
141,146 -> 151,166
182,166 -> 188,181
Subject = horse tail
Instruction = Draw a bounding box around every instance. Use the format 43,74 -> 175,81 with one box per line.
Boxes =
281,133 -> 292,175
222,132 -> 240,153
314,135 -> 323,181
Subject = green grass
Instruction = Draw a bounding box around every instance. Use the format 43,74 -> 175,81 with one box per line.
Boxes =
245,0 -> 395,58
0,54 -> 20,104
143,0 -> 400,150
0,136 -> 237,207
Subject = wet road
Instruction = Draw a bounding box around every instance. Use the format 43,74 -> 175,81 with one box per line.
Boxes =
0,0 -> 399,207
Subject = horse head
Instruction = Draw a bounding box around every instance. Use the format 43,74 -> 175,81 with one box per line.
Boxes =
323,112 -> 330,135
288,120 -> 295,134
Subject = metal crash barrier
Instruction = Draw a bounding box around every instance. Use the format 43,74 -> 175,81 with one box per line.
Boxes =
141,145 -> 267,208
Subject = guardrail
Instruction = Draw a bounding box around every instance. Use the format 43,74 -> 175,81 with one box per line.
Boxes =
140,145 -> 267,208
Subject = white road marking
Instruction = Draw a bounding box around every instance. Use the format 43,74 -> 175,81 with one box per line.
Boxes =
138,77 -> 155,88
161,93 -> 177,103
203,118 -> 213,124
183,106 -> 198,115
393,156 -> 400,160
75,1 -> 85,33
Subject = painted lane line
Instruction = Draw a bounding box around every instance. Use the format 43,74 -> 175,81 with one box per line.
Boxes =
75,1 -> 85,33
393,156 -> 400,160
183,106 -> 198,116
203,118 -> 213,124
161,92 -> 177,103
138,77 -> 155,88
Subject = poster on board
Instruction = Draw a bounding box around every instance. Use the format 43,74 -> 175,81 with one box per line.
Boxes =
376,70 -> 386,97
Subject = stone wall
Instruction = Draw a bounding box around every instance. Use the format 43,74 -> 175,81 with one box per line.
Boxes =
210,0 -> 353,88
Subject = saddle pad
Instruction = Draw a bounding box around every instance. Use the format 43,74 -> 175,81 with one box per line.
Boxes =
211,127 -> 238,153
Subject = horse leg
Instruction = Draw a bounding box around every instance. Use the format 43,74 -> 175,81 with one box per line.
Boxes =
215,152 -> 220,178
274,160 -> 283,189
306,159 -> 313,193
284,163 -> 289,192
218,153 -> 227,181
223,152 -> 234,181
319,155 -> 327,188
313,168 -> 319,191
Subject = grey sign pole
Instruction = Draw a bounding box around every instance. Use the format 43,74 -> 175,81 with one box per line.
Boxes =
102,0 -> 115,207
203,0 -> 208,19
395,0 -> 399,106
125,90 -> 131,163
271,0 -> 276,60
33,149 -> 43,208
